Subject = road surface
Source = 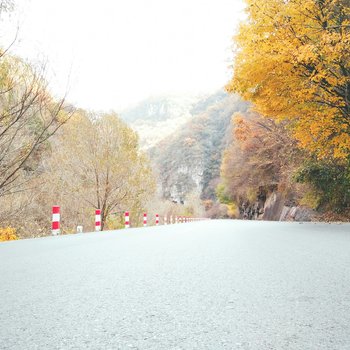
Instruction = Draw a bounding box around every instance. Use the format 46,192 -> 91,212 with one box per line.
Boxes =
1,220 -> 350,349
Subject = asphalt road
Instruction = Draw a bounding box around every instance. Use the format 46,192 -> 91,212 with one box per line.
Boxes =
1,220 -> 350,350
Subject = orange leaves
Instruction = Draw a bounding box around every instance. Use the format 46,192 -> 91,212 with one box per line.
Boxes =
0,227 -> 18,242
233,114 -> 252,144
220,112 -> 301,207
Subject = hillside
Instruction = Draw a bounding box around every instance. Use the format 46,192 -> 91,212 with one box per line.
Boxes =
148,91 -> 249,204
120,95 -> 204,149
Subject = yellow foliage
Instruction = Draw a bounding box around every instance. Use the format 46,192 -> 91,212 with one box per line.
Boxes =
226,203 -> 239,218
228,0 -> 350,159
300,191 -> 321,210
0,227 -> 18,242
246,188 -> 258,203
106,215 -> 124,230
48,111 -> 156,231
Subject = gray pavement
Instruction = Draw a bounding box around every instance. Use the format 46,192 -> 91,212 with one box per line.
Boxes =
0,220 -> 350,349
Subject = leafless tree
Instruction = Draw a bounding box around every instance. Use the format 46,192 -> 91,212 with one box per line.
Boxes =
0,56 -> 73,197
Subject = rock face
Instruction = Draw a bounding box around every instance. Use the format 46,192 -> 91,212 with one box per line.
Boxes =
240,189 -> 318,222
279,205 -> 318,222
262,192 -> 285,220
163,164 -> 204,204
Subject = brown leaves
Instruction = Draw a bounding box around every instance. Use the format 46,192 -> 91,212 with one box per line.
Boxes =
220,112 -> 301,205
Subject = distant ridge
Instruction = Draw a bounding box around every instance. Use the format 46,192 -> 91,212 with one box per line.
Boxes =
119,94 -> 205,149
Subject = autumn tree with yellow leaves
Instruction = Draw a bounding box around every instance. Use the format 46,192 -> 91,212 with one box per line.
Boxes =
227,0 -> 350,160
221,0 -> 350,216
45,111 -> 156,231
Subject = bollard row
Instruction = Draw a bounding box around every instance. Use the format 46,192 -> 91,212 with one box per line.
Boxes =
51,206 -> 209,235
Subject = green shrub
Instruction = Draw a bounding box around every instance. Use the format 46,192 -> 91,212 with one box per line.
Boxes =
295,159 -> 350,212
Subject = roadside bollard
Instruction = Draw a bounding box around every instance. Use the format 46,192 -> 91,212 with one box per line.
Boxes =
52,206 -> 60,235
143,213 -> 147,227
125,212 -> 130,228
95,209 -> 101,231
156,214 -> 159,226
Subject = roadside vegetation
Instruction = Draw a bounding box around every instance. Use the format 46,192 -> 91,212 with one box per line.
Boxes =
218,0 -> 350,220
0,2 -> 156,239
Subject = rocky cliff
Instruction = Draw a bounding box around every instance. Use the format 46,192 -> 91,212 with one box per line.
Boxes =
240,188 -> 319,222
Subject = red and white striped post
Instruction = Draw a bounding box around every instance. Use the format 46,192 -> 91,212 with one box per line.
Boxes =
52,206 -> 60,235
125,211 -> 130,228
156,214 -> 159,226
95,209 -> 101,231
143,213 -> 147,227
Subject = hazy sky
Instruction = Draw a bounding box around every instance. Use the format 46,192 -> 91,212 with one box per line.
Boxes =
2,0 -> 246,111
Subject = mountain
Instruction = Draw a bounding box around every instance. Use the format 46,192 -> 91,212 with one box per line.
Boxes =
120,95 -> 204,149
120,91 -> 249,205
148,91 -> 249,203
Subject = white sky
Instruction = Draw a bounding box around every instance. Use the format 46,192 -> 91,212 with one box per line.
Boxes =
1,0 -> 245,111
